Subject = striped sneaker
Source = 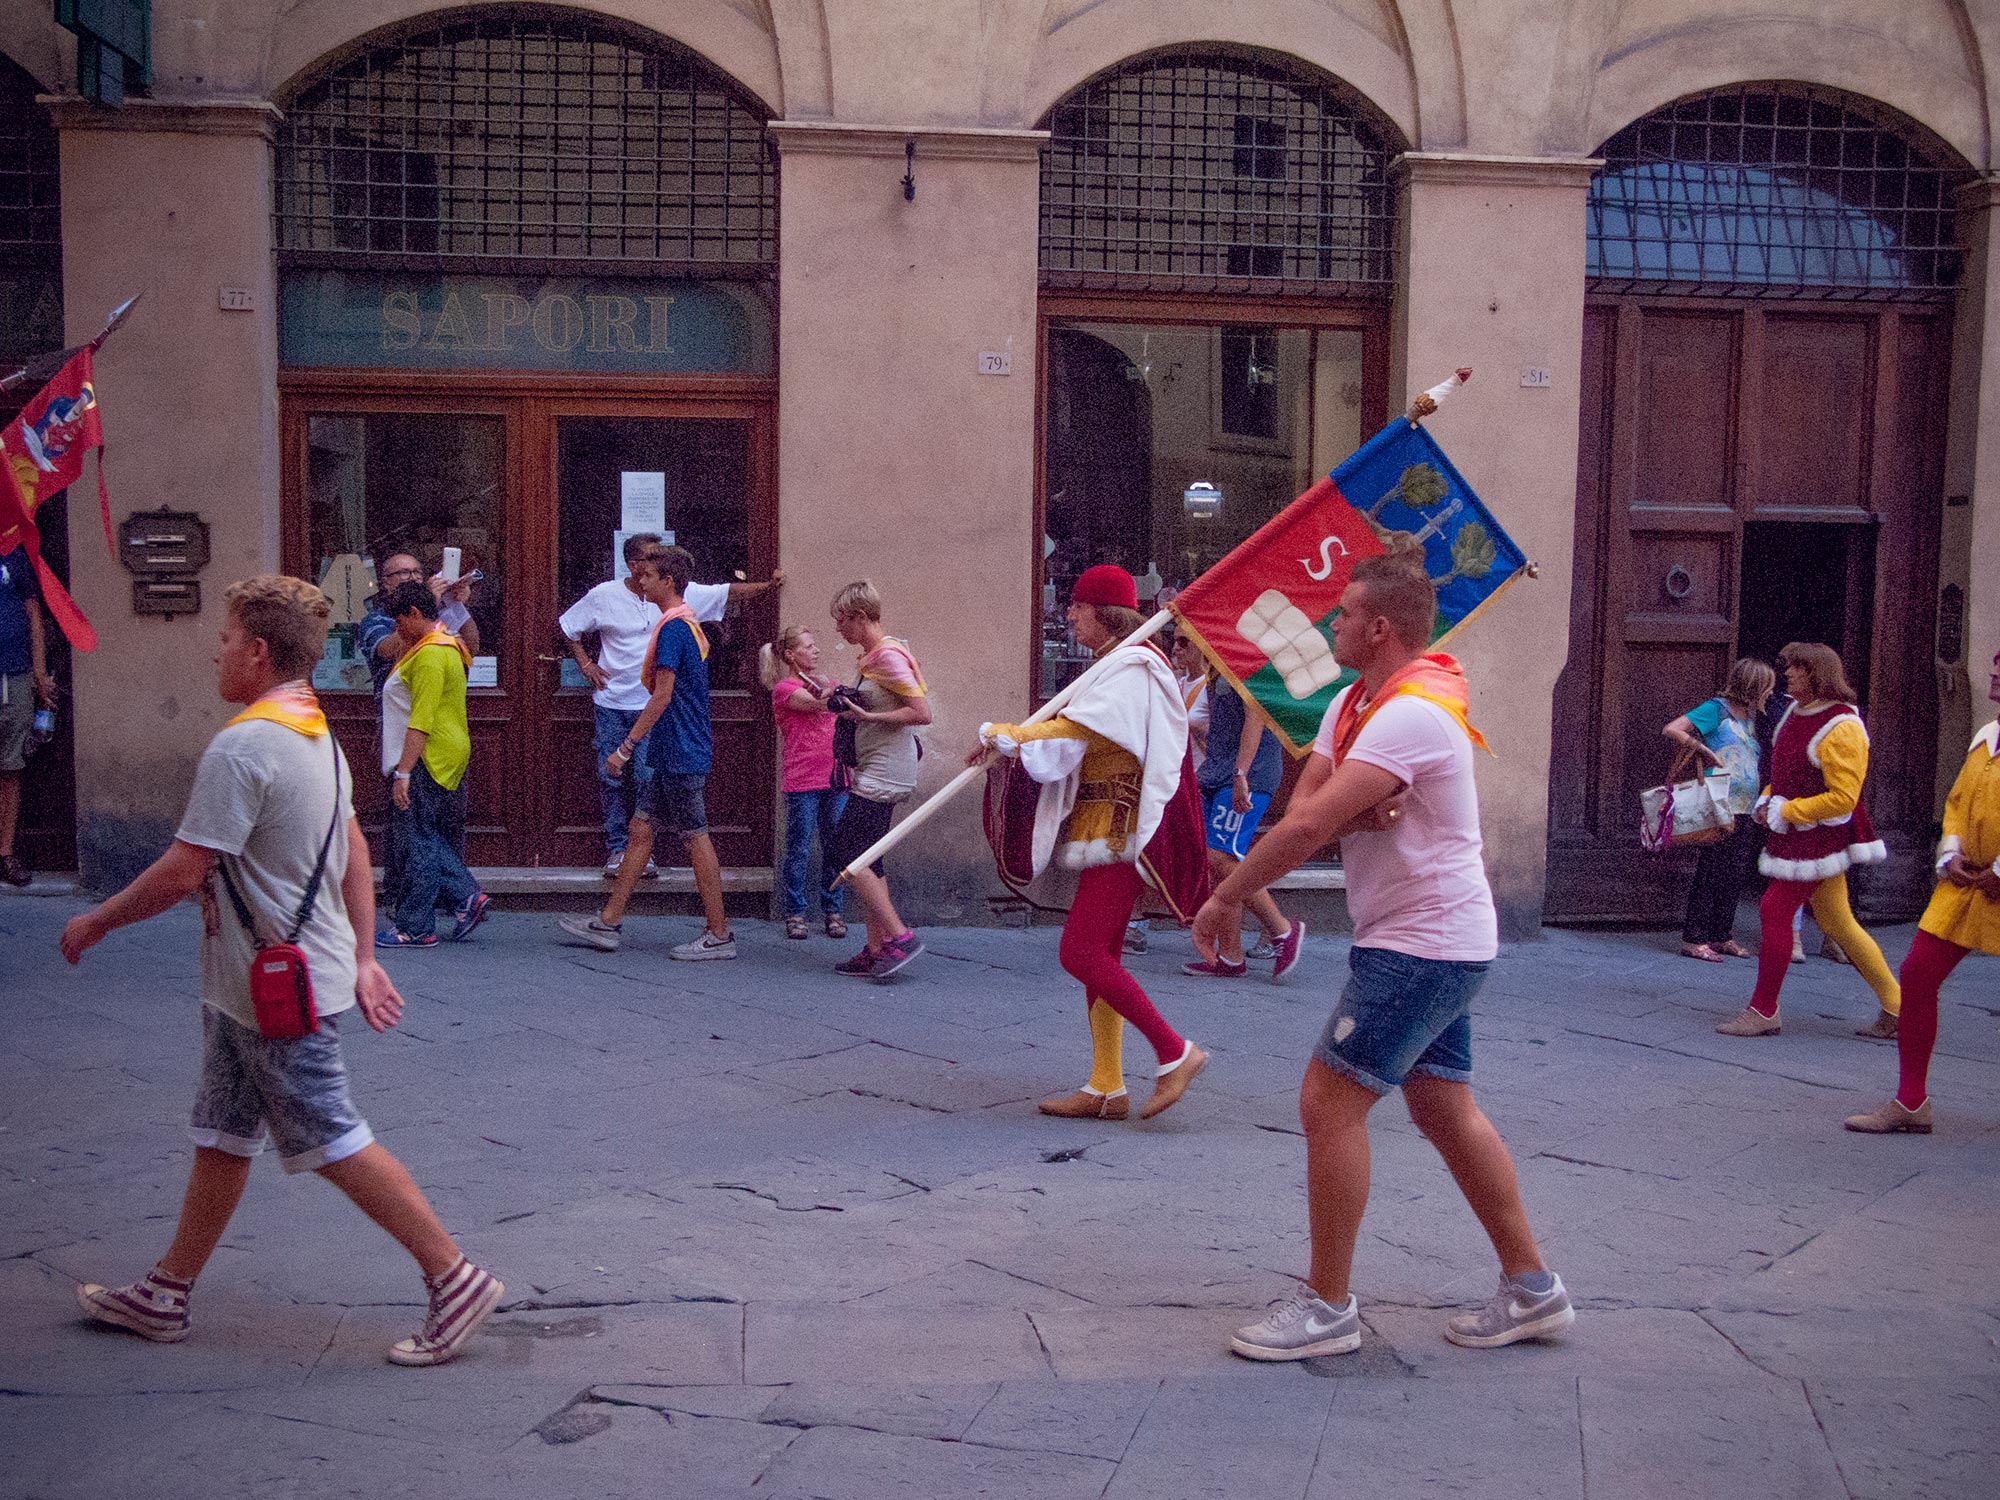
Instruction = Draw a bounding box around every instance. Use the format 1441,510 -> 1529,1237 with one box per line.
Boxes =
387,1258 -> 503,1367
77,1266 -> 192,1343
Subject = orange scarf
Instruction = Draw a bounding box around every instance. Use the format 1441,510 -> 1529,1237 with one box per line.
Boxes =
858,637 -> 926,698
227,680 -> 327,737
1329,652 -> 1491,764
640,603 -> 708,692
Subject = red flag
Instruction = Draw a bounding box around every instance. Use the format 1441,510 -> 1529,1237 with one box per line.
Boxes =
0,347 -> 110,650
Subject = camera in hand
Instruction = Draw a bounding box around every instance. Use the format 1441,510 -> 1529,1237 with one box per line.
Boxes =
825,684 -> 864,715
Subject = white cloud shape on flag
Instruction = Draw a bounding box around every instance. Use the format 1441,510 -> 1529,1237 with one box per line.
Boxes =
1237,589 -> 1343,700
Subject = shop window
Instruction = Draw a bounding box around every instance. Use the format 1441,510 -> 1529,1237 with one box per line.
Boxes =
1041,322 -> 1365,694
304,413 -> 507,693
1040,49 -> 1395,294
1588,82 -> 1968,300
275,7 -> 775,271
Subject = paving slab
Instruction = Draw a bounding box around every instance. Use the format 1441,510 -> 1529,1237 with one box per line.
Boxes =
6,896 -> 1999,1497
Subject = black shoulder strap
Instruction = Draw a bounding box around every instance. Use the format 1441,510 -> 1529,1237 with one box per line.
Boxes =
216,730 -> 344,948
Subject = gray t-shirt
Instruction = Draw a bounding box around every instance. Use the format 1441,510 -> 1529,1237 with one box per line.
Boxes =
849,640 -> 927,804
177,719 -> 358,1028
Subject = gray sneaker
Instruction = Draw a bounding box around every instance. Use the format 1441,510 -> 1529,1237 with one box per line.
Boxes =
557,915 -> 621,952
1445,1273 -> 1575,1348
671,931 -> 737,962
1229,1285 -> 1361,1360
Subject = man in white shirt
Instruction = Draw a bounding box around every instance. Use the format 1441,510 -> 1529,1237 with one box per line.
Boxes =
1194,555 -> 1573,1362
559,540 -> 783,874
560,534 -> 667,876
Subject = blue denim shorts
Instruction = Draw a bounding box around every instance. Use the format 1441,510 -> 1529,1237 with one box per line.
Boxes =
188,1006 -> 374,1173
638,770 -> 708,836
1312,945 -> 1489,1096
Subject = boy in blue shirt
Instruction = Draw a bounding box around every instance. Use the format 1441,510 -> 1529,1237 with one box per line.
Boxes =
557,546 -> 733,960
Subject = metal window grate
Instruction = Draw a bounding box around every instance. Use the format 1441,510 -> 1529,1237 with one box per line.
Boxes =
0,56 -> 61,271
1588,83 -> 1966,301
1040,50 -> 1395,296
275,8 -> 775,272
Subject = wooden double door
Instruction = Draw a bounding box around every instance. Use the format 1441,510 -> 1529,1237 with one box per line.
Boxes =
1547,299 -> 1950,922
281,376 -> 777,869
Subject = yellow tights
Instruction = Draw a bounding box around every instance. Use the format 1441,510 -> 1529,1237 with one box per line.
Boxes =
1809,875 -> 1901,1016
1085,999 -> 1126,1094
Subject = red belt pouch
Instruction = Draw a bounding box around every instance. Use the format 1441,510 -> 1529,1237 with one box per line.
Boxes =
250,942 -> 319,1040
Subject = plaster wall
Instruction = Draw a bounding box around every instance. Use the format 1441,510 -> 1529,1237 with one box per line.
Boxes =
771,126 -> 1044,921
52,104 -> 281,889
1392,155 -> 1596,937
1958,189 -> 2000,754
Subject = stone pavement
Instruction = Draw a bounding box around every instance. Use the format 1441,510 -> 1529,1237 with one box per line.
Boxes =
2,892 -> 1996,1499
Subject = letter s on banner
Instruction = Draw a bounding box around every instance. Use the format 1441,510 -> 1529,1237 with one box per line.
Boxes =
1300,534 -> 1348,581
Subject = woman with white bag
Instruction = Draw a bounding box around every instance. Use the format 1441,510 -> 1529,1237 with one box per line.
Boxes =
1662,659 -> 1775,961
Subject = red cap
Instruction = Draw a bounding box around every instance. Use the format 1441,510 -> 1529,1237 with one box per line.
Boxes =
1072,564 -> 1138,612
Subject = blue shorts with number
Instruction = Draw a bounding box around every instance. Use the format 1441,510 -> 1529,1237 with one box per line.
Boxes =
1202,785 -> 1271,860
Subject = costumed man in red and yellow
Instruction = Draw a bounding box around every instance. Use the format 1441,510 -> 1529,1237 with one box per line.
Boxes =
1845,648 -> 2000,1133
1718,641 -> 1899,1039
972,565 -> 1210,1120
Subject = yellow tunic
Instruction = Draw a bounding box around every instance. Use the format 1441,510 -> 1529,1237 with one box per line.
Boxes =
1920,724 -> 2000,954
985,717 -> 1144,860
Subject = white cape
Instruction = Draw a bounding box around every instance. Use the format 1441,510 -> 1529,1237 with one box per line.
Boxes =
995,642 -> 1188,878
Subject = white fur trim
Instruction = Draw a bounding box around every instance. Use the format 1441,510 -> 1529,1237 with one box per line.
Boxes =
1935,835 -> 1962,875
1787,809 -> 1854,831
1759,850 -> 1850,881
1758,840 -> 1887,882
1058,837 -> 1130,870
1763,796 -> 1789,832
1804,711 -> 1865,769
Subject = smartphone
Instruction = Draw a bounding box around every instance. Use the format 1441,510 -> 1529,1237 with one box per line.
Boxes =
441,546 -> 462,582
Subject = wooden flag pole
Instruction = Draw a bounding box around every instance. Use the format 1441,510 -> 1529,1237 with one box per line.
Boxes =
833,607 -> 1174,887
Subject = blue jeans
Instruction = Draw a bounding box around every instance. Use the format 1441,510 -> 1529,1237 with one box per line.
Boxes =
593,704 -> 655,858
395,763 -> 479,938
1312,945 -> 1489,1096
781,788 -> 847,918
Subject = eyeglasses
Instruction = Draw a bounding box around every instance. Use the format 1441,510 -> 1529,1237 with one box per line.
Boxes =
383,566 -> 422,581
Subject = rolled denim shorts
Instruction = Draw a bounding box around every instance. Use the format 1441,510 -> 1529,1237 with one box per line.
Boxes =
638,770 -> 709,836
188,1006 -> 375,1174
1312,945 -> 1490,1096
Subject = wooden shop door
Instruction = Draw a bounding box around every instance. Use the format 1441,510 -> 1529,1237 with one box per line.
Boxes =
1545,300 -> 1951,923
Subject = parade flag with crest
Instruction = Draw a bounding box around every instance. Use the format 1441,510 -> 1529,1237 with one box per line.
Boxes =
0,335 -> 121,652
1169,372 -> 1530,754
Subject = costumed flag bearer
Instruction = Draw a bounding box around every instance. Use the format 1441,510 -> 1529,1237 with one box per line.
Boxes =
972,565 -> 1211,1121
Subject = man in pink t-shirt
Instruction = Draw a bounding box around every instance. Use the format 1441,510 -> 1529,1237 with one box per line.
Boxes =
1193,555 -> 1573,1363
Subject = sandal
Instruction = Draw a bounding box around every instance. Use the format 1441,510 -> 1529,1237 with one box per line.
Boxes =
824,913 -> 848,940
1680,943 -> 1724,963
784,915 -> 809,941
1713,940 -> 1750,958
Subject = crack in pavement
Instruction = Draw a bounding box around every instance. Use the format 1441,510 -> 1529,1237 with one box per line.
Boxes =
1562,1026 -> 1850,1091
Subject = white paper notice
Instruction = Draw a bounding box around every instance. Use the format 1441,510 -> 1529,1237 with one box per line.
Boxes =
620,471 -> 667,533
467,656 -> 499,689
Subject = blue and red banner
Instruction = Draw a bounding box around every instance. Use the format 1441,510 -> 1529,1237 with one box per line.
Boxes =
1169,415 -> 1528,753
0,347 -> 108,650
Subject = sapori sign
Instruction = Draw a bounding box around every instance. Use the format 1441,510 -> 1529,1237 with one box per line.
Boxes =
279,269 -> 773,376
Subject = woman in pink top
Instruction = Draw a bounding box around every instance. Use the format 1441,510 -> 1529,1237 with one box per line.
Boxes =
760,626 -> 848,940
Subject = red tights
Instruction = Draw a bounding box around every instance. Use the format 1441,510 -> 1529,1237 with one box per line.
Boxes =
1895,930 -> 1969,1109
1060,862 -> 1186,1066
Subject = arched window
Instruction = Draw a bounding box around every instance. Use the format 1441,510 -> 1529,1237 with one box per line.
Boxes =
275,7 -> 775,271
1588,83 -> 1966,300
1040,49 -> 1396,295
0,52 -> 62,361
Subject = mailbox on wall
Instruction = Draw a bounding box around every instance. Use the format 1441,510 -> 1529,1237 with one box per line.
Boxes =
118,508 -> 209,616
